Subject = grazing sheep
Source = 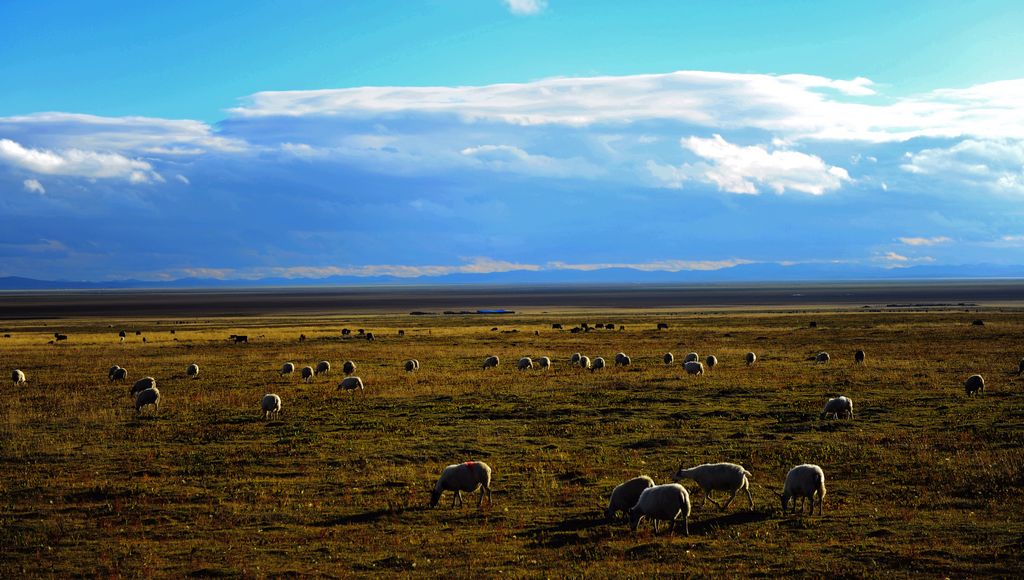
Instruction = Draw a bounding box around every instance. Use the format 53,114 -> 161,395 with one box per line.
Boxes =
110,367 -> 128,383
570,352 -> 582,365
365,332 -> 375,342
315,360 -> 331,376
536,356 -> 551,370
779,464 -> 827,516
964,374 -> 985,396
663,352 -> 674,365
821,396 -> 854,420
684,361 -> 704,375
261,393 -> 282,420
579,356 -> 591,370
606,475 -> 655,520
614,352 -> 628,366
684,352 -> 699,363
233,335 -> 248,343
657,323 -> 669,330
108,365 -> 122,380
591,357 -> 606,372
398,329 -> 405,337
341,328 -> 351,336
815,352 -> 831,364
618,355 -> 631,367
482,355 -> 500,369
672,463 -> 754,511
300,366 -> 314,382
705,355 -> 718,369
342,360 -> 357,375
404,359 -> 418,372
280,362 -> 295,376
411,359 -> 420,370
552,323 -> 563,329
745,352 -> 757,366
855,350 -> 866,364
12,369 -> 26,386
518,357 -> 534,371
629,483 -> 690,535
134,386 -> 160,415
118,330 -> 127,341
186,363 -> 200,379
430,461 -> 493,508
129,377 -> 156,397
338,376 -> 364,395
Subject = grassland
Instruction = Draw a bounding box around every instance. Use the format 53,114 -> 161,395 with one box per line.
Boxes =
1,307 -> 1023,577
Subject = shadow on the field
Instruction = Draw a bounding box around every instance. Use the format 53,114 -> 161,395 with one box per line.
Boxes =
691,509 -> 770,534
313,508 -> 405,526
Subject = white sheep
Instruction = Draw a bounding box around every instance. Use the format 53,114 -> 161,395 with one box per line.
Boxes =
855,350 -> 866,364
591,357 -> 606,372
107,365 -> 122,380
343,360 -> 357,375
705,355 -> 718,368
672,463 -> 754,511
618,354 -> 631,367
536,356 -> 551,370
518,357 -> 534,371
338,376 -> 364,396
579,355 -> 591,370
628,483 -> 691,535
570,352 -> 582,365
815,352 -> 830,364
482,355 -> 500,369
745,352 -> 757,366
684,361 -> 704,375
280,362 -> 295,376
778,464 -> 826,515
430,460 -> 492,508
130,377 -> 156,397
663,352 -> 674,365
301,366 -> 315,382
315,360 -> 331,376
404,359 -> 418,372
134,386 -> 160,415
605,475 -> 655,520
684,352 -> 699,363
411,359 -> 420,370
964,374 -> 984,396
261,393 -> 282,420
110,367 -> 128,383
12,369 -> 26,386
821,396 -> 854,420
186,363 -> 200,379
614,352 -> 628,366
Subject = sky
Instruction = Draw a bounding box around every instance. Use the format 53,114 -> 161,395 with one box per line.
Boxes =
1,0 -> 1023,282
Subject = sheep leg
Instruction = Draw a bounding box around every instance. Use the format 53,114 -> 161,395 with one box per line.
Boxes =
745,487 -> 754,509
653,519 -> 659,534
704,489 -> 723,509
722,489 -> 738,511
682,513 -> 689,536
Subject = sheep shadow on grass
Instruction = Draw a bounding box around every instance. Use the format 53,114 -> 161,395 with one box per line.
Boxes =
690,509 -> 770,535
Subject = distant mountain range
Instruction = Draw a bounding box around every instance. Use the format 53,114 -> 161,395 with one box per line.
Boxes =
1,263 -> 1022,290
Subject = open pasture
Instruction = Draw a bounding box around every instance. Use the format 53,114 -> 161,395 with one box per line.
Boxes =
2,308 -> 1023,576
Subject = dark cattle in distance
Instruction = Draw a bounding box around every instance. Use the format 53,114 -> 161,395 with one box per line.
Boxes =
342,328 -> 351,336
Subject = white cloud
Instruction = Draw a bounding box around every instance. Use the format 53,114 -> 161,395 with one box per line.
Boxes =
175,174 -> 190,185
460,144 -> 603,178
0,138 -> 162,182
883,251 -> 909,262
0,112 -> 247,155
547,258 -> 754,272
649,134 -> 850,195
22,178 -> 45,194
901,139 -> 1024,193
898,236 -> 952,246
502,0 -> 547,15
228,71 -> 1024,143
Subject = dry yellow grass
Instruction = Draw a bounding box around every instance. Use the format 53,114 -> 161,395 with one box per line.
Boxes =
1,308 -> 1023,576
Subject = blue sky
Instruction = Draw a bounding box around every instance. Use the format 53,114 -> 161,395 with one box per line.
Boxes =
1,0 -> 1023,281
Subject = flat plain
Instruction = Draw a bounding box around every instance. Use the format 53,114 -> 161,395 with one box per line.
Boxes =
1,290 -> 1023,576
